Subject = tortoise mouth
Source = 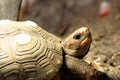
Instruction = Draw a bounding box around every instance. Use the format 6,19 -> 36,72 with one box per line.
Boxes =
80,37 -> 92,48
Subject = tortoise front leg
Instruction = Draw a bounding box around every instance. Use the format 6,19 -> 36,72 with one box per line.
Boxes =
60,55 -> 109,80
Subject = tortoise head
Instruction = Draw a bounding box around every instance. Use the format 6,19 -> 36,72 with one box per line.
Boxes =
62,27 -> 92,58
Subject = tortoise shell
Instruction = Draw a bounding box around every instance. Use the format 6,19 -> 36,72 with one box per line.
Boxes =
0,20 -> 62,80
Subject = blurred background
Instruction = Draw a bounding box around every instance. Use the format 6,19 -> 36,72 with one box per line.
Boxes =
19,0 -> 120,78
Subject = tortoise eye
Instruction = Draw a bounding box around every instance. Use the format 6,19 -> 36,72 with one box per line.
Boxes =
73,34 -> 81,40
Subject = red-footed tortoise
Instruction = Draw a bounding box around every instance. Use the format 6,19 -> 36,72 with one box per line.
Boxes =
0,20 -> 107,80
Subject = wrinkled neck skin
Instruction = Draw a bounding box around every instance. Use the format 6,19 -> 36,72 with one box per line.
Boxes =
62,27 -> 92,59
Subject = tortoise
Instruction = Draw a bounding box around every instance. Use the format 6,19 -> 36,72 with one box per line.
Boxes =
0,19 -> 98,80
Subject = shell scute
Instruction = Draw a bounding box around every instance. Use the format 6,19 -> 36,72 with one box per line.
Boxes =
0,20 -> 63,80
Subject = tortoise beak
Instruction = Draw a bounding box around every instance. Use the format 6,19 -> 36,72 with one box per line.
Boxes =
78,27 -> 92,48
79,34 -> 92,48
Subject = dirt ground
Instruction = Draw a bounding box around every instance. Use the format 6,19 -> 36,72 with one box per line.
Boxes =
20,0 -> 120,80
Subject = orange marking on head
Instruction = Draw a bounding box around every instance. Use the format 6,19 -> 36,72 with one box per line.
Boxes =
85,39 -> 92,43
69,40 -> 76,46
80,39 -> 92,47
80,42 -> 86,47
66,40 -> 76,48
79,31 -> 83,34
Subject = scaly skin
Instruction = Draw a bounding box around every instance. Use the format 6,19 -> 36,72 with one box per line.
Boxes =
60,55 -> 109,80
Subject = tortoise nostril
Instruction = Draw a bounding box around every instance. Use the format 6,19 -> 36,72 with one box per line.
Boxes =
85,28 -> 89,33
85,29 -> 88,32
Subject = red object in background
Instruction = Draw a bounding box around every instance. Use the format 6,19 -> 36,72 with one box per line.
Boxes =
99,1 -> 110,17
